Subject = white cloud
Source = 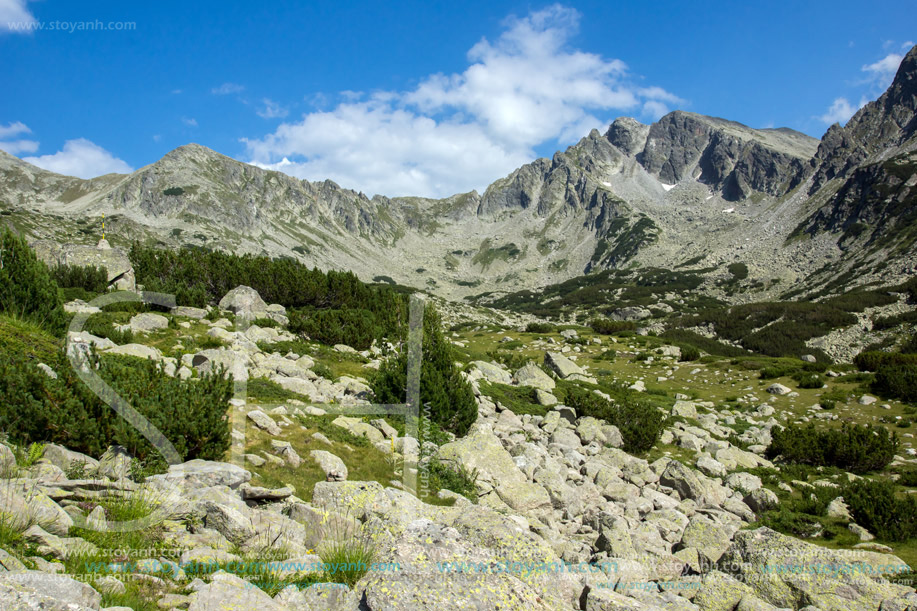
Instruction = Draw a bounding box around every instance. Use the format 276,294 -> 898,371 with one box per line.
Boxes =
0,0 -> 36,33
0,139 -> 39,154
862,52 -> 905,87
818,97 -> 865,125
257,98 -> 289,119
0,121 -> 38,154
642,100 -> 670,120
211,82 -> 244,95
23,138 -> 133,178
243,4 -> 682,198
0,121 -> 30,138
182,117 -> 198,127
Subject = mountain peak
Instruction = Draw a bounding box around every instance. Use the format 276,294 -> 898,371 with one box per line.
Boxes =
810,44 -> 917,190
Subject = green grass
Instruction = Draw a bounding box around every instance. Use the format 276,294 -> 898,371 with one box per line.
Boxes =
0,314 -> 62,362
477,381 -> 547,417
246,378 -> 309,403
245,415 -> 395,503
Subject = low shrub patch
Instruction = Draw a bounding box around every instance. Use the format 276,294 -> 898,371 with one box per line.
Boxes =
562,386 -> 666,454
766,423 -> 898,473
842,479 -> 917,541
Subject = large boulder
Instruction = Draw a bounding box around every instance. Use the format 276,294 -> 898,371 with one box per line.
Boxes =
436,430 -> 551,513
470,361 -> 513,385
32,239 -> 135,290
218,285 -> 268,319
188,571 -> 287,611
146,459 -> 251,491
543,351 -> 585,379
514,363 -> 555,391
717,527 -> 914,611
0,572 -> 102,610
128,312 -> 169,333
659,460 -> 729,507
355,518 -> 568,611
0,481 -> 73,535
310,450 -> 348,481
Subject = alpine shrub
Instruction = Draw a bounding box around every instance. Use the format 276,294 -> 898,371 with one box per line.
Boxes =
842,478 -> 917,541
678,344 -> 701,362
0,228 -> 66,334
766,423 -> 897,473
589,319 -> 637,335
797,374 -> 823,389
524,322 -> 555,333
872,363 -> 917,403
0,348 -> 232,464
50,263 -> 109,294
563,386 -> 666,454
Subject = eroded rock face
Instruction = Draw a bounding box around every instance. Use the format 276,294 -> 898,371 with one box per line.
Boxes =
634,111 -> 816,201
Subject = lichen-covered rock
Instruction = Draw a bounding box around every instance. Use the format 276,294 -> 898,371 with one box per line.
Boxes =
514,363 -> 555,390
147,459 -> 251,491
672,400 -> 698,418
679,516 -> 735,564
659,460 -> 728,507
355,518 -> 567,611
0,482 -> 73,536
0,572 -> 102,610
717,527 -> 914,611
544,351 -> 585,379
218,285 -> 268,319
693,570 -> 758,611
246,409 -> 282,436
436,430 -> 551,513
187,571 -> 286,611
310,450 -> 348,481
128,312 -> 169,333
470,360 -> 513,385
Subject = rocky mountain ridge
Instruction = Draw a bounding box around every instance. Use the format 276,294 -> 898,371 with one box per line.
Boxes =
1,46 -> 916,303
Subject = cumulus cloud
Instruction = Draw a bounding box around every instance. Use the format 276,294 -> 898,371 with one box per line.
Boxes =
0,139 -> 39,154
0,121 -> 39,154
182,117 -> 198,127
257,98 -> 289,119
211,82 -> 245,95
818,97 -> 866,125
23,138 -> 133,178
243,4 -> 682,198
0,0 -> 36,33
0,121 -> 30,138
862,52 -> 905,87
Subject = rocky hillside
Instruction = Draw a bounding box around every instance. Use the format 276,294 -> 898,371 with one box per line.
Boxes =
2,279 -> 917,610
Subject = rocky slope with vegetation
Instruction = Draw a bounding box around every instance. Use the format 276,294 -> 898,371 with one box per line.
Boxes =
0,226 -> 916,610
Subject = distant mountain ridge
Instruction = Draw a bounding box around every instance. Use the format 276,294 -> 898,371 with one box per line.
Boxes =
1,45 -> 915,301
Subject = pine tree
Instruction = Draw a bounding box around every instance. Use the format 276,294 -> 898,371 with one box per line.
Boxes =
371,304 -> 477,436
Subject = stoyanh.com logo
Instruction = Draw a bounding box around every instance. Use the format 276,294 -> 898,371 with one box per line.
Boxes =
6,20 -> 136,33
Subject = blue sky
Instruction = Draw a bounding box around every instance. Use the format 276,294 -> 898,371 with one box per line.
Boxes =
1,0 -> 914,198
